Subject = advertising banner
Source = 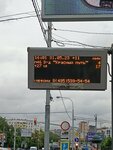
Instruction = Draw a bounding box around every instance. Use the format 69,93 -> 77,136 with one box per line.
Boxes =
42,0 -> 113,21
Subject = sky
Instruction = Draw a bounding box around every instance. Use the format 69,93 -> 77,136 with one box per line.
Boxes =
0,0 -> 113,130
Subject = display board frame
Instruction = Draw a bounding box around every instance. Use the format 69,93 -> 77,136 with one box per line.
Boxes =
27,47 -> 107,90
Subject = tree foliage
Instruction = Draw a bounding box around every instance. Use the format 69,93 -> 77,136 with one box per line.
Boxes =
0,117 -> 9,132
49,131 -> 60,143
0,116 -> 14,147
101,137 -> 112,150
0,116 -> 60,149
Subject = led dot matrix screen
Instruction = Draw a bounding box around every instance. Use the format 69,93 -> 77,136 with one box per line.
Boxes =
28,47 -> 107,90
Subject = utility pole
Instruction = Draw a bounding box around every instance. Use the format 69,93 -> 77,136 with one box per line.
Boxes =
56,96 -> 75,150
110,44 -> 113,150
14,125 -> 16,150
108,44 -> 113,150
94,114 -> 97,133
44,22 -> 52,150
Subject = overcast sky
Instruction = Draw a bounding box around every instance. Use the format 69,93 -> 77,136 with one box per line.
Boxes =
0,0 -> 113,129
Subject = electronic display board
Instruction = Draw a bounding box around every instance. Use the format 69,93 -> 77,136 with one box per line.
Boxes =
42,0 -> 113,21
27,47 -> 107,90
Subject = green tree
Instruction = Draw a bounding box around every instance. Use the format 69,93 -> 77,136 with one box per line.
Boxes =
0,116 -> 14,147
6,125 -> 14,148
0,117 -> 9,132
28,129 -> 44,149
0,117 -> 60,149
101,137 -> 112,150
49,131 -> 60,143
27,130 -> 60,149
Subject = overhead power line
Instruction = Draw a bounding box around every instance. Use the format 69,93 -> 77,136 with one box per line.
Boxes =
0,11 -> 111,48
0,15 -> 36,22
75,115 -> 111,124
54,28 -> 113,35
0,11 -> 35,19
1,12 -> 112,36
58,90 -> 72,120
52,33 -> 111,48
0,11 -> 36,22
53,37 -> 110,49
0,111 -> 71,115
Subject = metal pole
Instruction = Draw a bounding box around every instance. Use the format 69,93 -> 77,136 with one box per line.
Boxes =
47,22 -> 52,48
56,96 -> 74,150
108,44 -> 113,150
111,44 -> 113,150
44,90 -> 50,150
72,104 -> 74,150
14,125 -> 16,150
94,114 -> 97,133
44,22 -> 52,150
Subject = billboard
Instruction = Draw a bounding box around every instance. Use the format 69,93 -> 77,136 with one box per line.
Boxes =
21,129 -> 32,137
87,132 -> 104,142
27,47 -> 107,90
42,0 -> 113,21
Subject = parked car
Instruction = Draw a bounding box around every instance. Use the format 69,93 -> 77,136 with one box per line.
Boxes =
0,148 -> 11,150
82,145 -> 89,150
30,147 -> 37,150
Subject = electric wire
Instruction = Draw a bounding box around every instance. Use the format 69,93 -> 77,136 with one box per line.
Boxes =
0,112 -> 110,124
0,11 -> 111,48
31,0 -> 48,45
52,32 -> 111,48
1,12 -> 112,36
59,90 -> 72,120
0,11 -> 36,22
0,2 -> 111,128
75,115 -> 111,124
0,11 -> 35,19
0,111 -> 71,115
53,28 -> 113,35
53,37 -> 110,49
0,15 -> 36,22
107,63 -> 112,77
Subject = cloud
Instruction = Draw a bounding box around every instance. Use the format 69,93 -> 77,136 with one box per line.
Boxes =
0,0 -> 112,129
0,0 -> 13,15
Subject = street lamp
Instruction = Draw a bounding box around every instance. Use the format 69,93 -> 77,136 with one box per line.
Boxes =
56,96 -> 75,150
14,124 -> 16,150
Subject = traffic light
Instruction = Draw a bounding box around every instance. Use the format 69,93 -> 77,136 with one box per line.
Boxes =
75,143 -> 78,150
34,117 -> 37,125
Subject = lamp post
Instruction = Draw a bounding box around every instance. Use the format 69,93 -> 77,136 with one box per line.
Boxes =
56,96 -> 75,150
14,124 -> 16,150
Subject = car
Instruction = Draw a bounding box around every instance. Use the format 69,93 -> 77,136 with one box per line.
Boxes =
0,148 -> 11,150
30,147 -> 37,150
82,145 -> 89,150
